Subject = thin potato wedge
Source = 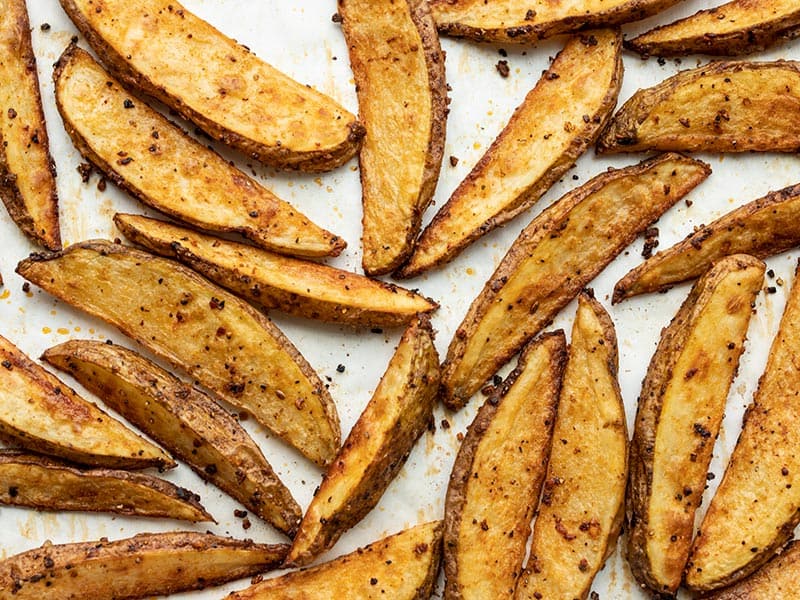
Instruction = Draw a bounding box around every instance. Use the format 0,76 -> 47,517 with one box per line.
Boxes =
395,29 -> 623,278
704,540 -> 800,600
42,340 -> 301,537
441,153 -> 710,410
58,0 -> 363,172
54,45 -> 344,258
16,241 -> 341,467
444,332 -> 566,600
286,316 -> 439,566
626,254 -> 765,595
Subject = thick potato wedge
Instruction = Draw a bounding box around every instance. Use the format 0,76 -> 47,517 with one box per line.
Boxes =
0,333 -> 172,469
0,0 -> 60,250
286,316 -> 439,566
396,29 -> 622,279
42,340 -> 301,537
441,153 -> 710,410
339,0 -> 447,275
704,540 -> 800,600
626,254 -> 765,595
114,213 -> 437,328
0,531 -> 288,600
54,45 -> 344,258
58,0 -> 363,172
515,294 -> 627,600
16,241 -> 341,467
444,332 -> 566,600
228,521 -> 442,600
597,61 -> 800,154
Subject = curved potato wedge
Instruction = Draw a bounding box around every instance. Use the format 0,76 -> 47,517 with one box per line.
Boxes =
597,61 -> 800,154
444,332 -> 566,600
58,0 -> 363,172
626,255 -> 765,596
286,316 -> 439,566
396,29 -> 622,279
42,340 -> 301,537
441,153 -> 710,410
54,45 -> 344,258
16,241 -> 341,467
704,540 -> 800,600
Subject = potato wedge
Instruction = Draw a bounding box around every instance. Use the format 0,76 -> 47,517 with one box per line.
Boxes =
704,540 -> 800,600
286,316 -> 439,566
16,241 -> 341,467
441,153 -> 710,410
54,45 -> 344,258
396,29 -> 622,279
614,182 -> 800,303
0,531 -> 288,600
597,61 -> 800,154
515,293 -> 627,600
0,0 -> 60,250
58,0 -> 363,172
443,332 -> 565,600
0,333 -> 172,469
228,521 -> 442,600
114,213 -> 437,328
42,340 -> 301,537
626,254 -> 765,595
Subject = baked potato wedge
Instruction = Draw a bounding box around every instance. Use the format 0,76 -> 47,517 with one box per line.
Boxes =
597,61 -> 800,154
0,531 -> 288,600
0,333 -> 172,469
16,241 -> 341,467
704,540 -> 800,600
443,332 -> 566,600
441,153 -> 711,410
396,29 -> 623,278
42,339 -> 301,537
285,316 -> 439,566
58,0 -> 363,172
515,293 -> 627,600
54,45 -> 344,258
0,0 -> 60,250
626,254 -> 765,596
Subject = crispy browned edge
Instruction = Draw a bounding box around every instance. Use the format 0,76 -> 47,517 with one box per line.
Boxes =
705,540 -> 800,600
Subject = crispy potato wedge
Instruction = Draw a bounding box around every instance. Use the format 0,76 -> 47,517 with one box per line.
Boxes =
286,316 -> 439,566
0,531 -> 288,600
42,340 -> 301,537
16,241 -> 341,467
626,254 -> 765,595
614,183 -> 800,303
58,0 -> 363,172
704,540 -> 800,600
0,0 -> 60,250
0,333 -> 172,469
597,61 -> 800,154
444,332 -> 566,600
441,153 -> 710,410
396,30 -> 622,279
515,294 -> 627,600
114,213 -> 437,328
54,45 -> 344,258
228,521 -> 443,600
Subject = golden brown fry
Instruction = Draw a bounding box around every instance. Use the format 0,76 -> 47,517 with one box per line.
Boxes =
704,540 -> 800,600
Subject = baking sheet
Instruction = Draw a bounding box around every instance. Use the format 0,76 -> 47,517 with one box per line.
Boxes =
1,0 -> 799,597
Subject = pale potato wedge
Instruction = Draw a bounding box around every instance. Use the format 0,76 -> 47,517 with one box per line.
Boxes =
515,293 -> 627,600
285,316 -> 439,566
58,0 -> 363,172
626,254 -> 765,596
441,153 -> 710,410
597,61 -> 800,154
0,531 -> 288,600
0,0 -> 60,250
16,241 -> 341,467
444,332 -> 566,600
395,29 -> 623,278
227,521 -> 443,600
54,45 -> 344,258
704,540 -> 800,600
0,333 -> 172,469
42,339 -> 301,537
